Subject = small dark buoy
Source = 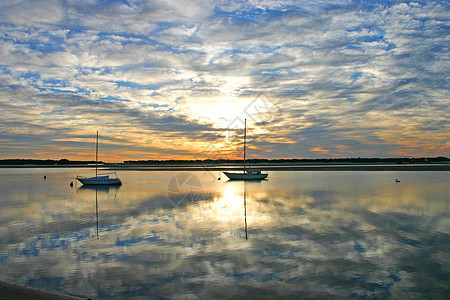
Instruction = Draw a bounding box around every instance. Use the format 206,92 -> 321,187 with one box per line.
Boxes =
44,175 -> 46,180
70,181 -> 73,187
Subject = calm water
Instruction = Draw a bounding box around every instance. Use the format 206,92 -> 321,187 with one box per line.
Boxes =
0,168 -> 448,299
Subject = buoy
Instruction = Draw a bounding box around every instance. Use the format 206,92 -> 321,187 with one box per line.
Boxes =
70,181 -> 73,187
44,175 -> 46,180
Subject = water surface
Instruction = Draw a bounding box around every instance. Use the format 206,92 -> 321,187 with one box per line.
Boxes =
0,168 -> 448,298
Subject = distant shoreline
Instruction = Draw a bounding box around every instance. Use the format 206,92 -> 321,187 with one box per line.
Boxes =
0,281 -> 81,300
0,163 -> 448,171
1,156 -> 449,171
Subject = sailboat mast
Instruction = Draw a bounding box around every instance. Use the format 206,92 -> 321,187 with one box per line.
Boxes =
243,119 -> 246,171
95,131 -> 98,177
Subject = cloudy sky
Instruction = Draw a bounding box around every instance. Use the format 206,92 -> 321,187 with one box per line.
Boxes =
0,0 -> 448,162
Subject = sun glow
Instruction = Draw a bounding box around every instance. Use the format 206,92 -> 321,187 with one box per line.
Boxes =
211,185 -> 245,222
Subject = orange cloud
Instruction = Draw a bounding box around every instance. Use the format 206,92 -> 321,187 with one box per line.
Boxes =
310,147 -> 330,155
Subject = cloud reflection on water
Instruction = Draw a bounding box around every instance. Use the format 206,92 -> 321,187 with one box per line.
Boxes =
0,169 -> 448,298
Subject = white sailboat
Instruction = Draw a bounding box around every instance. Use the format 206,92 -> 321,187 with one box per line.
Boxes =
223,119 -> 268,180
77,132 -> 122,186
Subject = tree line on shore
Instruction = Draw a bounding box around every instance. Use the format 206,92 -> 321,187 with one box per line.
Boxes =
123,157 -> 448,165
0,159 -> 98,165
1,157 -> 448,166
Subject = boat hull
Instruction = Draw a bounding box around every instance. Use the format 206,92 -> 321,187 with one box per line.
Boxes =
223,171 -> 268,180
77,175 -> 122,186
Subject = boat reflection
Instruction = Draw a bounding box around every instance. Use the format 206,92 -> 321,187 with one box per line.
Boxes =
77,184 -> 121,193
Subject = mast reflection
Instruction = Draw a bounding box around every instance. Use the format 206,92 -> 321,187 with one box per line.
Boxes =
95,189 -> 99,239
77,185 -> 121,239
244,182 -> 248,240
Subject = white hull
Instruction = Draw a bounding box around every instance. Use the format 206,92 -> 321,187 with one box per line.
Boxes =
223,171 -> 268,180
77,175 -> 122,186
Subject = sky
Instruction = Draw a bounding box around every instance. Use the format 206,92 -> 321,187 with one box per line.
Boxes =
0,0 -> 448,162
